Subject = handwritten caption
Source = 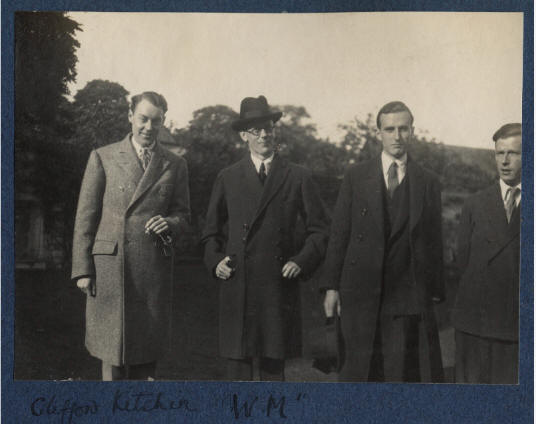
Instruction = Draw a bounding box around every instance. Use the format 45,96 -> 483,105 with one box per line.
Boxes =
30,390 -> 196,423
30,390 -> 308,422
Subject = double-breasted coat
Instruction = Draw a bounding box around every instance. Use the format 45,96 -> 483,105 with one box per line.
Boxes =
322,156 -> 444,382
71,134 -> 190,366
451,183 -> 520,341
202,154 -> 329,359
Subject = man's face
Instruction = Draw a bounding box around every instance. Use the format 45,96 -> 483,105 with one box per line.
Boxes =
239,119 -> 276,159
128,99 -> 165,147
495,135 -> 522,186
377,111 -> 414,158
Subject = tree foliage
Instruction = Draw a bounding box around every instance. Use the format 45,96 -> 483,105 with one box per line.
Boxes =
172,105 -> 243,224
15,12 -> 81,137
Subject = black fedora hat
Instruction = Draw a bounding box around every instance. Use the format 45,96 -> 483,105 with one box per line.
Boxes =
231,95 -> 283,131
309,316 -> 344,374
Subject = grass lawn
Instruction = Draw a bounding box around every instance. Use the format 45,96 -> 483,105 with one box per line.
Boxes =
14,261 -> 455,382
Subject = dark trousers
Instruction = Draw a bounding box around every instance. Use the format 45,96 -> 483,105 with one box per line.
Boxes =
101,361 -> 156,381
455,330 -> 518,384
226,358 -> 285,381
368,314 -> 421,382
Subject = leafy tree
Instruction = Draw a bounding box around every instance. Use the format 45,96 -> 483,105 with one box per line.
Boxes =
14,12 -> 82,265
338,113 -> 382,165
172,105 -> 243,225
68,80 -> 130,151
15,12 -> 81,145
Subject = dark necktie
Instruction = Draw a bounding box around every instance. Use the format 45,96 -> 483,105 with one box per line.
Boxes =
259,162 -> 267,185
387,162 -> 398,198
142,148 -> 151,170
505,187 -> 520,223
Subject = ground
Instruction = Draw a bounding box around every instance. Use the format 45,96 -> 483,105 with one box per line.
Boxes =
14,262 -> 455,382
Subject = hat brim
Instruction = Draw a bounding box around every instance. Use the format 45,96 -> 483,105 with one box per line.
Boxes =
231,112 -> 282,131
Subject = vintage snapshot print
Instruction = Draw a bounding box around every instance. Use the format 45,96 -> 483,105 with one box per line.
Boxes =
14,11 -> 523,385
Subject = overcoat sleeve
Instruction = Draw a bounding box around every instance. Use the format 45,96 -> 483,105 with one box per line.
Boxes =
427,176 -> 446,301
71,150 -> 106,280
289,169 -> 330,276
320,168 -> 354,290
456,199 -> 473,277
201,171 -> 229,274
165,156 -> 191,239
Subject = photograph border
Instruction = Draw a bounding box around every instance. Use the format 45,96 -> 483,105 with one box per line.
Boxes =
2,1 -> 533,423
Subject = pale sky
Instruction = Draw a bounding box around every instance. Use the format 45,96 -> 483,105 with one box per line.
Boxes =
67,12 -> 523,149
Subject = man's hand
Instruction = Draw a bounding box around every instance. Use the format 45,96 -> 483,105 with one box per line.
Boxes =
77,277 -> 95,296
145,215 -> 170,235
215,256 -> 233,280
282,261 -> 301,279
323,289 -> 341,318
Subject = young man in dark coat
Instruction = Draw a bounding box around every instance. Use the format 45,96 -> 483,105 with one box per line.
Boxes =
322,101 -> 445,382
451,123 -> 521,384
202,95 -> 329,381
72,92 -> 191,380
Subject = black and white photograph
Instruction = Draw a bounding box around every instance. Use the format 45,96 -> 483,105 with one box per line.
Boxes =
13,11 -> 524,385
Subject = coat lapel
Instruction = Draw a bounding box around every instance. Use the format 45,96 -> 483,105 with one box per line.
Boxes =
363,157 -> 385,237
250,154 -> 290,229
115,135 -> 144,181
486,183 -> 519,261
407,158 -> 425,232
128,142 -> 171,210
113,135 -> 144,199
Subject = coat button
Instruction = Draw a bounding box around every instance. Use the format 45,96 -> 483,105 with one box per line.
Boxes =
350,259 -> 357,265
243,223 -> 249,231
361,208 -> 367,216
242,237 -> 247,243
357,234 -> 363,241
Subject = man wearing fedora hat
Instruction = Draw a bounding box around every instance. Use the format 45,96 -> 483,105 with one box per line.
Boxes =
202,95 -> 329,381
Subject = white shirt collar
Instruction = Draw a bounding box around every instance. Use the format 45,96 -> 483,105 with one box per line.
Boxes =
381,151 -> 407,185
250,152 -> 275,174
131,135 -> 156,156
499,179 -> 522,204
381,151 -> 407,174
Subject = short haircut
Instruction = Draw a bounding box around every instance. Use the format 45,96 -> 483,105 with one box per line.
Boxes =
492,123 -> 522,142
376,101 -> 414,129
130,91 -> 168,114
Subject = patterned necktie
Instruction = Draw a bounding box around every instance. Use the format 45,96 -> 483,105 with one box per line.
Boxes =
142,148 -> 152,170
505,187 -> 520,223
259,162 -> 267,185
387,162 -> 399,198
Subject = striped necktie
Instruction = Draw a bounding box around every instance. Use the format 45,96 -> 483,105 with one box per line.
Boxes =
142,148 -> 152,170
505,187 -> 520,223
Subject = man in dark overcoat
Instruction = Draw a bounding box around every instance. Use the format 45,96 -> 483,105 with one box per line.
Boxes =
202,95 -> 329,381
322,101 -> 444,382
451,123 -> 521,384
71,91 -> 191,380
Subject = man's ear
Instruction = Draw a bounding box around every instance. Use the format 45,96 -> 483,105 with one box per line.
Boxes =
239,132 -> 248,142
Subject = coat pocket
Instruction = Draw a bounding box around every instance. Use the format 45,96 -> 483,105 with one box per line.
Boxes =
91,240 -> 118,255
